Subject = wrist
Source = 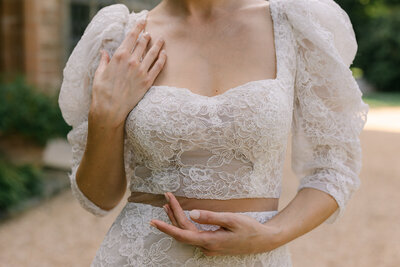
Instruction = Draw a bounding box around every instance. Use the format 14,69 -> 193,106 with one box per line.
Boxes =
88,104 -> 127,130
258,221 -> 286,251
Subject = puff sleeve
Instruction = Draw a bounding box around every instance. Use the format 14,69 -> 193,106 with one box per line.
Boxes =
283,0 -> 369,224
58,4 -> 137,216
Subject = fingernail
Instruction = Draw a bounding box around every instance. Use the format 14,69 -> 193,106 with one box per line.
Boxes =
163,205 -> 168,213
149,221 -> 156,228
189,210 -> 200,219
164,192 -> 170,203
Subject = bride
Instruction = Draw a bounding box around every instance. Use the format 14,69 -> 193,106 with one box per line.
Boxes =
58,0 -> 369,266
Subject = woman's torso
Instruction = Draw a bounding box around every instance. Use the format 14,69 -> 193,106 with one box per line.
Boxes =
125,0 -> 297,212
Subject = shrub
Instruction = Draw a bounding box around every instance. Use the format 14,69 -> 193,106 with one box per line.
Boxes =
337,0 -> 400,92
0,157 -> 44,214
0,74 -> 71,146
356,8 -> 400,92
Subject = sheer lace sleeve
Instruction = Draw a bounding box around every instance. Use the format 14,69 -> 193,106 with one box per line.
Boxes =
58,4 -> 135,216
283,0 -> 369,224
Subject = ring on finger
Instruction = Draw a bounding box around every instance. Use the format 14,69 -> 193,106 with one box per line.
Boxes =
130,45 -> 135,55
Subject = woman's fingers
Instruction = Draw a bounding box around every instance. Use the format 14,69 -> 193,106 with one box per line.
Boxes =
165,192 -> 197,231
141,37 -> 165,72
149,219 -> 206,247
130,31 -> 151,63
113,18 -> 167,89
119,19 -> 146,53
96,49 -> 110,75
189,210 -> 237,230
147,49 -> 167,84
163,204 -> 179,227
165,192 -> 189,228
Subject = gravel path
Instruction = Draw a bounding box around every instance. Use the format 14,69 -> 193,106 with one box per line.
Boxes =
0,108 -> 399,267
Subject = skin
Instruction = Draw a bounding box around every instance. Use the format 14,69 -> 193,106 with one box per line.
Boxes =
76,0 -> 340,257
142,0 -> 277,95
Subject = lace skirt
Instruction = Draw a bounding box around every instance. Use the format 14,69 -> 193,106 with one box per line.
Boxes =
91,202 -> 292,266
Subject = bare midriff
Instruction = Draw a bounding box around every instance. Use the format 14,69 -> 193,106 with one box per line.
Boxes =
128,192 -> 279,212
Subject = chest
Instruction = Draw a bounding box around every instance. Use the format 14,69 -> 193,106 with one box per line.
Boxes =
142,8 -> 277,95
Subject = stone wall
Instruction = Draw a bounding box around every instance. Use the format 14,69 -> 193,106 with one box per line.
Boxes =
0,0 -> 25,79
0,0 -> 161,94
24,0 -> 64,94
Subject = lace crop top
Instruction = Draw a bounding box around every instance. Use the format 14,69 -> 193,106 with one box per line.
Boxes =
58,0 -> 369,224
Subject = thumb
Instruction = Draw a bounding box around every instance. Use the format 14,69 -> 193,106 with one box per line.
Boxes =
189,210 -> 235,229
97,49 -> 109,73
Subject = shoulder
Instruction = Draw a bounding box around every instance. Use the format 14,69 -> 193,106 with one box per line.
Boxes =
270,0 -> 353,32
83,4 -> 150,38
94,3 -> 129,17
271,0 -> 357,67
84,4 -> 130,34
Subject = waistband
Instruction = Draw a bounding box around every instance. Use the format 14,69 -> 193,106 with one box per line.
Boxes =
127,192 -> 279,212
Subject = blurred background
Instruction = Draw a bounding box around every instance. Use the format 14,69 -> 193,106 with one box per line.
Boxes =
0,0 -> 399,266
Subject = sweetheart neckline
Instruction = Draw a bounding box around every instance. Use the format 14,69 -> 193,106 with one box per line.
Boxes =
149,78 -> 279,99
139,1 -> 280,99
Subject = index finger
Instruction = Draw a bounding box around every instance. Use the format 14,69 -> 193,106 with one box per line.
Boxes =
190,210 -> 237,230
119,19 -> 147,52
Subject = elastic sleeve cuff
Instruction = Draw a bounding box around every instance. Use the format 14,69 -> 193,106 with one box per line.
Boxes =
297,167 -> 360,224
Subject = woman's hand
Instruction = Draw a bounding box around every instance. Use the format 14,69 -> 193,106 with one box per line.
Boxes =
89,18 -> 167,127
149,192 -> 283,256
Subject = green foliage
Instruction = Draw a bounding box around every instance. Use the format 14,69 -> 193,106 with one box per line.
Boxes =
356,8 -> 400,92
0,157 -> 44,214
0,74 -> 71,146
336,0 -> 400,92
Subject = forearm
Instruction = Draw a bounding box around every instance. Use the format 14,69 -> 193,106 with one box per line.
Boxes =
263,187 -> 339,248
75,107 -> 127,211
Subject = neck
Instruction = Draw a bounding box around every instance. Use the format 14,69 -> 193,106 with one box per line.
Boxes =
160,0 -> 249,20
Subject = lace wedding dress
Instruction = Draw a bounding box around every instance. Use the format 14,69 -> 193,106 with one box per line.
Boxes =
58,0 -> 369,266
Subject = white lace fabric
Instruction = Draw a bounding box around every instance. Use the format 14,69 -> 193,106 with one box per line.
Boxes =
59,0 -> 369,225
90,202 -> 292,266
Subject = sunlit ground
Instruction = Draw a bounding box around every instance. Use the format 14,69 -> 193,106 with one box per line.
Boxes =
0,106 -> 399,267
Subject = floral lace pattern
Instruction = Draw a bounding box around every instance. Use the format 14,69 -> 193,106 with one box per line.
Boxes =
91,202 -> 292,267
58,0 -> 368,234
